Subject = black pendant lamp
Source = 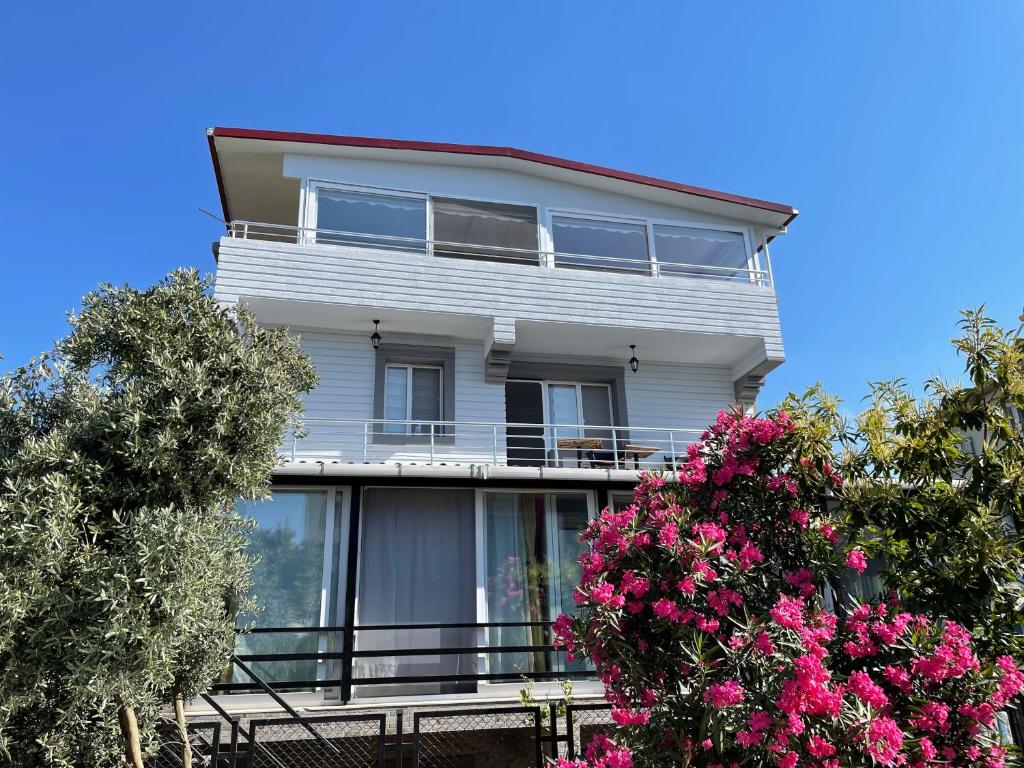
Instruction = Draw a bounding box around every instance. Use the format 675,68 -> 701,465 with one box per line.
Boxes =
370,319 -> 382,350
628,344 -> 639,374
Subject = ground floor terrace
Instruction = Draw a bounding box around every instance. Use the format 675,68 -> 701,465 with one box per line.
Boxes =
173,473 -> 636,766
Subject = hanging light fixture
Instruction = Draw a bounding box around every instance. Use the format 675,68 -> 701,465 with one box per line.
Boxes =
628,344 -> 639,374
370,319 -> 382,350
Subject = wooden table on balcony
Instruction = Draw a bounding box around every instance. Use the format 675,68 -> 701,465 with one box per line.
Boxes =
620,444 -> 661,469
555,437 -> 604,467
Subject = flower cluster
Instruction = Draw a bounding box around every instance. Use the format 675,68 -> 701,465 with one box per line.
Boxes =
553,409 -> 1022,768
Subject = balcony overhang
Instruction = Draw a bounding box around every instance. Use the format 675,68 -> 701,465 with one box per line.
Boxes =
235,295 -> 779,379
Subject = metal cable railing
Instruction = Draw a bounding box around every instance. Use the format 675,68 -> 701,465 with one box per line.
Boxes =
286,417 -> 703,470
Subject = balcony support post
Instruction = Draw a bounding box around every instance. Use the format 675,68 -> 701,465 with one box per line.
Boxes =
363,422 -> 369,464
429,423 -> 435,464
492,424 -> 498,465
669,431 -> 677,481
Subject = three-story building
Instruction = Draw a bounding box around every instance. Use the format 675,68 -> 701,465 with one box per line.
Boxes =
188,126 -> 797,765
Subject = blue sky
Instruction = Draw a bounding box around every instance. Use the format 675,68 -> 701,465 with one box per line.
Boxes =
2,2 -> 1022,414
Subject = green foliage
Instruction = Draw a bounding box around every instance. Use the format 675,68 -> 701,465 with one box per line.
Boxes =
835,309 -> 1024,657
0,270 -> 317,767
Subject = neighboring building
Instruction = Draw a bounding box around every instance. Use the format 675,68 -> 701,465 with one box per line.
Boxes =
182,127 -> 797,766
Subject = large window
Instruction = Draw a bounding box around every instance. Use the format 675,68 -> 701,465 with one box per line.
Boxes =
383,364 -> 442,434
653,224 -> 749,279
484,492 -> 590,675
315,188 -> 426,251
432,197 -> 539,264
551,215 -> 649,273
234,490 -> 332,687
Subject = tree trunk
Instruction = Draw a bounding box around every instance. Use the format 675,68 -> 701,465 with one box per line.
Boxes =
174,694 -> 193,768
116,697 -> 144,768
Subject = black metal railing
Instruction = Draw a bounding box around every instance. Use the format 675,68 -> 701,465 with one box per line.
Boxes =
210,621 -> 593,701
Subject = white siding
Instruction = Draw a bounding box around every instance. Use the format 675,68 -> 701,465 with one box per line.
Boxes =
291,329 -> 506,464
623,362 -> 735,464
216,238 -> 784,363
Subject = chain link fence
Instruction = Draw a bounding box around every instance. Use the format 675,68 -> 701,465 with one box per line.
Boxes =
146,702 -> 611,768
247,714 -> 386,768
413,706 -> 543,768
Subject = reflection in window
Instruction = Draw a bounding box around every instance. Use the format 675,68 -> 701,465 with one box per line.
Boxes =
653,225 -> 749,279
432,198 -> 539,264
551,216 -> 649,273
485,493 -> 589,676
839,553 -> 886,604
383,364 -> 442,434
233,491 -> 328,688
315,189 -> 426,252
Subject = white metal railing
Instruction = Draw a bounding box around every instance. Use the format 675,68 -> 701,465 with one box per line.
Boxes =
228,220 -> 772,286
285,418 -> 704,472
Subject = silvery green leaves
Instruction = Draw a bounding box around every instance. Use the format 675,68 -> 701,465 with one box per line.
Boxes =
0,269 -> 316,767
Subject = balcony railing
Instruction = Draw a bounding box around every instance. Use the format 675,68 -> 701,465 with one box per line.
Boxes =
213,621 -> 588,701
227,220 -> 772,286
287,418 -> 703,472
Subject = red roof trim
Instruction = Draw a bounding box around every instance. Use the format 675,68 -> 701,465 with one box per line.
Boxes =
207,130 -> 231,226
209,126 -> 798,220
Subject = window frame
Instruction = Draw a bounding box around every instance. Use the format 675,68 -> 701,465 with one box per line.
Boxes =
546,205 -> 758,280
476,488 -> 599,682
373,344 -> 456,445
305,180 -> 429,250
300,178 -> 760,282
383,363 -> 444,433
216,485 -> 351,709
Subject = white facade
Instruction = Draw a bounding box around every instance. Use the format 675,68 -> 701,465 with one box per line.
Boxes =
200,128 -> 798,712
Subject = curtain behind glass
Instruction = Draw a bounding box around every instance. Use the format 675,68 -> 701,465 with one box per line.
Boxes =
485,494 -> 551,675
552,216 -> 649,273
316,189 -> 426,252
355,489 -> 476,696
653,225 -> 748,279
409,367 -> 441,429
383,366 -> 408,433
234,491 -> 328,688
432,198 -> 539,264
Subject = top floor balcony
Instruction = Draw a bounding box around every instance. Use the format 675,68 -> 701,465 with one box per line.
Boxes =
209,128 -> 795,397
226,218 -> 774,286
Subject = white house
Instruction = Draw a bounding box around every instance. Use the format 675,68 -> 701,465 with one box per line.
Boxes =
189,126 -> 797,764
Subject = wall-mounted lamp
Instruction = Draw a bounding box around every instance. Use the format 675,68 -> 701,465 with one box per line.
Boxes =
370,319 -> 382,350
628,344 -> 639,374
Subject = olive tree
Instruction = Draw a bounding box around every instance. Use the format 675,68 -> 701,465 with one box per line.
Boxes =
0,270 -> 316,767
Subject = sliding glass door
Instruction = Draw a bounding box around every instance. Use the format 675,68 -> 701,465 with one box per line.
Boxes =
483,492 -> 591,676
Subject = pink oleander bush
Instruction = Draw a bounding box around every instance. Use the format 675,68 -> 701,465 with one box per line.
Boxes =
554,409 -> 1023,768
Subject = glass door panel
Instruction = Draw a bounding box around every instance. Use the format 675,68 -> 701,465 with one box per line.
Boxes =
551,495 -> 591,673
484,493 -> 552,676
234,490 -> 330,688
548,384 -> 580,464
506,381 -> 545,466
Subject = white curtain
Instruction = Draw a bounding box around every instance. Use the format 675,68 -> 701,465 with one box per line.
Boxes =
355,488 -> 476,695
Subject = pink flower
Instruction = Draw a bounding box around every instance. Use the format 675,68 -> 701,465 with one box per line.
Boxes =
863,716 -> 904,766
770,595 -> 805,631
703,679 -> 745,708
846,549 -> 868,574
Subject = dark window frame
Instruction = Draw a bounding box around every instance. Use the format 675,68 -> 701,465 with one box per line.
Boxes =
373,344 -> 456,445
